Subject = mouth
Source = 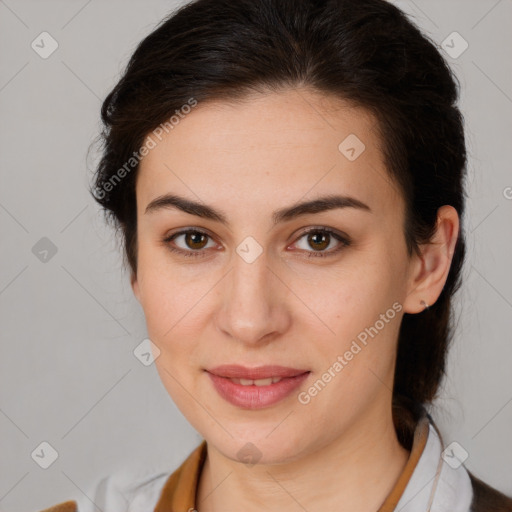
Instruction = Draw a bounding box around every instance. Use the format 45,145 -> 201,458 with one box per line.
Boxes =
205,365 -> 311,409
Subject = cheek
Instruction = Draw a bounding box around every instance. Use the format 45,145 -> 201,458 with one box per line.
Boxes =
136,264 -> 210,375
304,296 -> 401,418
136,247 -> 195,333
303,255 -> 402,382
316,262 -> 397,330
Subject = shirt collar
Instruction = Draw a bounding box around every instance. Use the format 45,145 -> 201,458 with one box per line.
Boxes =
154,410 -> 472,511
393,417 -> 473,511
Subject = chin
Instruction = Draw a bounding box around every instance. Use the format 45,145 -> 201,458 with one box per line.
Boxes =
207,428 -> 309,467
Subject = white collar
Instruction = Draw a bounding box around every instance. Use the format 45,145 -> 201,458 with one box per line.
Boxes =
395,420 -> 473,511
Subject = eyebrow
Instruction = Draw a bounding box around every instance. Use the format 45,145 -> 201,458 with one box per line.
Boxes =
144,193 -> 371,226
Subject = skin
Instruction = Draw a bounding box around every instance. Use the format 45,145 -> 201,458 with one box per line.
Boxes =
131,87 -> 459,512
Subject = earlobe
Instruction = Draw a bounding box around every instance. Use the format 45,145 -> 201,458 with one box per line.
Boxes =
403,205 -> 459,314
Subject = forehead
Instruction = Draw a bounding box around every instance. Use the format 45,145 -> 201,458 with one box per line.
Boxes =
136,88 -> 402,220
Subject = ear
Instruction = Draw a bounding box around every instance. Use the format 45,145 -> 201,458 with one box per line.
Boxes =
403,205 -> 460,314
131,272 -> 141,303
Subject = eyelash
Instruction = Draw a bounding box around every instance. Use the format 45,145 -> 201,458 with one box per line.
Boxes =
162,227 -> 351,259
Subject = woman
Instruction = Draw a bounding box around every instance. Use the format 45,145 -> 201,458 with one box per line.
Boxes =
41,0 -> 512,510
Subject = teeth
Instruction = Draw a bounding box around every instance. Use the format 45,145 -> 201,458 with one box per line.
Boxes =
231,377 -> 283,386
239,378 -> 260,385
255,378 -> 273,386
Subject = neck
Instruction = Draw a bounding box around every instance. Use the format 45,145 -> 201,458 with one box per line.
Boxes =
196,400 -> 411,512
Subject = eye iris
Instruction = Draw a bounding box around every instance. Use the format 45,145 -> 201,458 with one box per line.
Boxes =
186,232 -> 208,250
308,231 -> 329,251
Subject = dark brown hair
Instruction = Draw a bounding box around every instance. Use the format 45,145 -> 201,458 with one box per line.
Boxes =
91,0 -> 467,449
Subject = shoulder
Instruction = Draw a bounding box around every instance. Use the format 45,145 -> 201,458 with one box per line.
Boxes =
38,501 -> 78,512
468,470 -> 512,512
37,466 -> 173,512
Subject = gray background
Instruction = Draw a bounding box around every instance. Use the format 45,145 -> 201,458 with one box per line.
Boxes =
0,0 -> 511,510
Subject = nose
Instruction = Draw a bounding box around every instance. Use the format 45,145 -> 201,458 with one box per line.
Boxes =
215,247 -> 292,347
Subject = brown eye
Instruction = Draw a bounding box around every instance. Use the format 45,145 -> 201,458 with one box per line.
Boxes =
292,228 -> 351,258
307,231 -> 330,251
163,229 -> 216,257
184,231 -> 209,250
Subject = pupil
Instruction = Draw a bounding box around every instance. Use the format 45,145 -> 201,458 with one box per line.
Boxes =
187,232 -> 206,249
309,232 -> 328,250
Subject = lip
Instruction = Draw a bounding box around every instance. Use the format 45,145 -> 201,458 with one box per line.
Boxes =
206,365 -> 310,410
207,364 -> 309,379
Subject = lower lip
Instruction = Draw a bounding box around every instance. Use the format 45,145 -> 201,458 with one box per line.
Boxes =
206,371 -> 310,409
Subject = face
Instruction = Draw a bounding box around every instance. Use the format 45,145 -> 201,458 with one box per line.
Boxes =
132,88 -> 418,464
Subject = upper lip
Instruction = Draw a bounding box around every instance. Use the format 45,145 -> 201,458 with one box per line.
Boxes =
207,365 -> 309,379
